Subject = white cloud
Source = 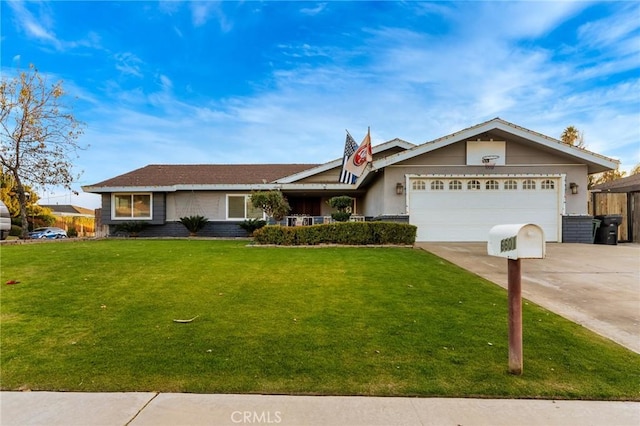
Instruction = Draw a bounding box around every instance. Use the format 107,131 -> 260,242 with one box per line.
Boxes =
190,1 -> 231,31
7,0 -> 61,49
300,3 -> 327,16
114,52 -> 144,78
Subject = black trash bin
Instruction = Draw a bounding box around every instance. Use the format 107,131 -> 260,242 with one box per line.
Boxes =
594,215 -> 623,245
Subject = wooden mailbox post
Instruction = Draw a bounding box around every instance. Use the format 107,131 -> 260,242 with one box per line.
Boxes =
488,224 -> 545,375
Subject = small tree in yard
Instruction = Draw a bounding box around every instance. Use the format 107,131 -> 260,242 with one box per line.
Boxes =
329,195 -> 353,222
250,191 -> 290,221
1,65 -> 85,238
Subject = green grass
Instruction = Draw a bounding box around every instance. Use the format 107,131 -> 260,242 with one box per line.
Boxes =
1,239 -> 638,399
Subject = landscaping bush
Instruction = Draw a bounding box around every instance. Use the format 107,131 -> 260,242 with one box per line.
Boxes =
253,222 -> 416,245
114,221 -> 149,237
9,224 -> 22,237
179,215 -> 209,235
239,218 -> 267,235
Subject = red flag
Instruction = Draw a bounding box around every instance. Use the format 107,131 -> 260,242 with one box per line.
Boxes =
345,128 -> 372,177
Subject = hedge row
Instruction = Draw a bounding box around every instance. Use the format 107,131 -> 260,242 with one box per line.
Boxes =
253,222 -> 417,246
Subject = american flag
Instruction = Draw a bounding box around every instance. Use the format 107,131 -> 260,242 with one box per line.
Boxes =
339,132 -> 358,184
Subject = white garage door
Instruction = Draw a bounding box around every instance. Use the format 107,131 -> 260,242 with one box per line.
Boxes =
409,176 -> 562,242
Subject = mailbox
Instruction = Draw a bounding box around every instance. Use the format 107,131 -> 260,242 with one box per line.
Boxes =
487,224 -> 545,260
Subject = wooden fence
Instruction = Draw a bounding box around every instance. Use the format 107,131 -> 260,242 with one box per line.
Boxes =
589,193 -> 628,241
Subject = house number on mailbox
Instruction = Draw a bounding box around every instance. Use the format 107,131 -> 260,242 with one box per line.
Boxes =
500,236 -> 517,252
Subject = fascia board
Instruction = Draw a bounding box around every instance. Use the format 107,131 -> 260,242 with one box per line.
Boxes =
82,183 -> 357,193
82,185 -> 178,193
492,121 -> 619,169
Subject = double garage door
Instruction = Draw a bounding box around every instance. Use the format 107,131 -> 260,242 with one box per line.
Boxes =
409,176 -> 563,242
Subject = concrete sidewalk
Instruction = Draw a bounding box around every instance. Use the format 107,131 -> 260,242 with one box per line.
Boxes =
1,392 -> 639,426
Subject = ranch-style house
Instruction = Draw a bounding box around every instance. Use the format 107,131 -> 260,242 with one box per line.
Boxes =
82,118 -> 619,242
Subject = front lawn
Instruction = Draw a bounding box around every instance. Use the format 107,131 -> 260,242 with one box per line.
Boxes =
1,239 -> 638,399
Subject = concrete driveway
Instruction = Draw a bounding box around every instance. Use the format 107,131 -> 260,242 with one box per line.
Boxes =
416,242 -> 640,353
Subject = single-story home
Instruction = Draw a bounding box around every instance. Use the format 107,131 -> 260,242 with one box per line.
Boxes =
82,118 -> 618,242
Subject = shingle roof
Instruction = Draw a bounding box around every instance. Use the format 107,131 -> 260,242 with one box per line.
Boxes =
40,205 -> 95,215
88,164 -> 320,188
591,173 -> 640,193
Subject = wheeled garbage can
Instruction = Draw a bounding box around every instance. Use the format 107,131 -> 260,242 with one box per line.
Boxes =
594,215 -> 623,245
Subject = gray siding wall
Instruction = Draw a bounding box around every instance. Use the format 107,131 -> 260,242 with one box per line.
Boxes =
108,221 -> 251,238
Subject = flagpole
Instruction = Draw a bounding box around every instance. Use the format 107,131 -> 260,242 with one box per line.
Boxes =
346,129 -> 355,139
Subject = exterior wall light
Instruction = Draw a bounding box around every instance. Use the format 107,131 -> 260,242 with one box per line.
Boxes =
569,182 -> 579,194
396,182 -> 404,195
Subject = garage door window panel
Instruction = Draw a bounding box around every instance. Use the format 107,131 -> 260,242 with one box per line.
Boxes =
486,180 -> 499,190
523,179 -> 536,190
467,180 -> 481,190
412,180 -> 426,191
430,180 -> 444,190
449,180 -> 462,190
541,179 -> 555,190
504,180 -> 518,190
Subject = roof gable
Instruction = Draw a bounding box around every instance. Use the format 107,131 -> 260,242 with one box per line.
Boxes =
365,118 -> 619,181
275,138 -> 415,183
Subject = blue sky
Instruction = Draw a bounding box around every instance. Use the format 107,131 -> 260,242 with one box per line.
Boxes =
2,1 -> 639,208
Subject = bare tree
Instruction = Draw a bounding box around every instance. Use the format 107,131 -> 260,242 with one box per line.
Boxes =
1,64 -> 85,238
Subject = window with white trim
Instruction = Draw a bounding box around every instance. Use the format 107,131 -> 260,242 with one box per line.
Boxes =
541,179 -> 555,190
112,193 -> 152,219
504,180 -> 518,190
227,195 -> 263,220
430,180 -> 444,190
412,180 -> 426,191
486,180 -> 499,190
523,179 -> 536,190
449,180 -> 462,190
467,180 -> 481,190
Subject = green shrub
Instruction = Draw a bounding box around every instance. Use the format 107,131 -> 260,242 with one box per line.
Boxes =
328,196 -> 353,222
331,212 -> 351,222
179,215 -> 209,235
114,221 -> 149,236
253,222 -> 416,246
67,227 -> 78,238
238,218 -> 267,235
9,224 -> 22,237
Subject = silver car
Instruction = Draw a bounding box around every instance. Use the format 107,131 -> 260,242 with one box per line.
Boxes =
29,227 -> 68,239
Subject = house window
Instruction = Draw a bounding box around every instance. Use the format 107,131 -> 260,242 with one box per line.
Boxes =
467,180 -> 481,190
523,179 -> 536,190
412,180 -> 426,191
227,195 -> 263,220
541,179 -> 555,190
430,180 -> 444,190
504,180 -> 518,190
449,180 -> 462,190
113,193 -> 152,219
486,180 -> 499,190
